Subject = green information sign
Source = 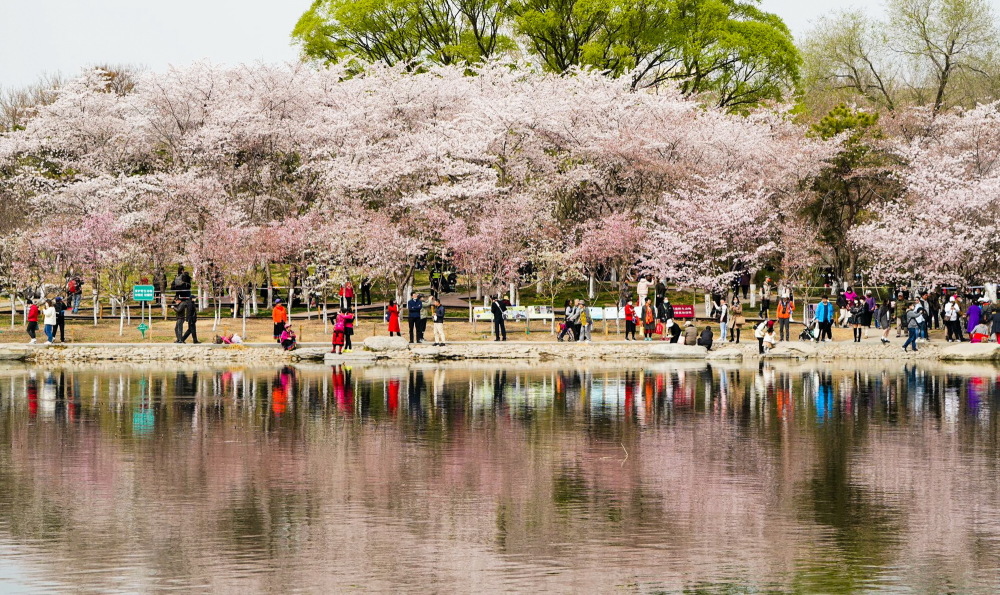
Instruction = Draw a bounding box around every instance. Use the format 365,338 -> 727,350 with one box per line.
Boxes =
133,285 -> 155,302
137,323 -> 149,338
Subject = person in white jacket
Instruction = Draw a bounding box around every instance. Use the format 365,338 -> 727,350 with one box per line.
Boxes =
636,275 -> 652,309
42,300 -> 57,345
718,298 -> 729,343
754,320 -> 769,355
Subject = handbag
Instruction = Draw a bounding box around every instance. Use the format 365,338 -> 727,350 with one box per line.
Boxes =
655,322 -> 664,335
734,315 -> 746,326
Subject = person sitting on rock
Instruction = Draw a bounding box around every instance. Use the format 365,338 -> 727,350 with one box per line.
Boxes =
696,326 -> 714,351
279,324 -> 297,351
971,321 -> 992,343
682,321 -> 698,345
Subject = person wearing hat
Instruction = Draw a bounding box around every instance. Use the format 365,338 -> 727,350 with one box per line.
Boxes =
979,296 -> 993,324
272,299 -> 288,342
54,296 -> 68,342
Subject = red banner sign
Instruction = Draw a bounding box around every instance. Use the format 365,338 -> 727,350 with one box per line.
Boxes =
672,305 -> 695,319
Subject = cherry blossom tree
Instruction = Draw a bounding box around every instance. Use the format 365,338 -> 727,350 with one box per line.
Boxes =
853,102 -> 1000,285
0,60 -> 841,320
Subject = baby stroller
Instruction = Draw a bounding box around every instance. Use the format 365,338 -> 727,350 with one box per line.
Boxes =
799,318 -> 819,341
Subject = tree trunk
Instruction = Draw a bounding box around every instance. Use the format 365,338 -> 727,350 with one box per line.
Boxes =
266,266 -> 274,310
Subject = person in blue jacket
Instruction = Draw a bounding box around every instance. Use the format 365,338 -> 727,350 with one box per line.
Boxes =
406,291 -> 423,343
815,295 -> 835,342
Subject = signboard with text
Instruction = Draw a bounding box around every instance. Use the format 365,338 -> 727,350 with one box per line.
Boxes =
133,285 -> 155,302
672,304 -> 695,319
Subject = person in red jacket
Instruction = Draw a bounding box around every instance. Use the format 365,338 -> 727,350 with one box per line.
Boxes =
387,299 -> 401,337
624,300 -> 637,340
339,281 -> 355,309
26,300 -> 40,344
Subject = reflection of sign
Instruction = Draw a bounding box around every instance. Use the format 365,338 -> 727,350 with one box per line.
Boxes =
132,408 -> 155,436
133,285 -> 155,302
137,323 -> 149,338
527,306 -> 555,320
673,305 -> 695,319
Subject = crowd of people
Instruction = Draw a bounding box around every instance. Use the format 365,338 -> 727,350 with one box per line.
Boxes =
15,266 -> 1000,353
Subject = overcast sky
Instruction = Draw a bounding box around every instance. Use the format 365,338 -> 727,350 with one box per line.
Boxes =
0,0 -> 885,89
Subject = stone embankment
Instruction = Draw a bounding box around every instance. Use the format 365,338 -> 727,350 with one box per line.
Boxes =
0,338 -> 997,365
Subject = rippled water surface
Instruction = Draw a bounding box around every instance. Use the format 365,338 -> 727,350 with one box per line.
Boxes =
1,361 -> 1000,593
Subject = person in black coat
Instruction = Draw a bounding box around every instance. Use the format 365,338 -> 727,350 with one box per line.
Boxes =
491,295 -> 507,341
696,326 -> 714,351
178,297 -> 200,344
173,297 -> 189,343
406,292 -> 423,343
54,296 -> 68,342
171,265 -> 192,299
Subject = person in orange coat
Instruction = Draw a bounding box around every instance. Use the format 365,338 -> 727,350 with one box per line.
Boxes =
272,299 -> 288,342
776,296 -> 794,342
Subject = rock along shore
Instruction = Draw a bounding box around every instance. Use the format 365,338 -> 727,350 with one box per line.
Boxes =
1,337 -> 998,365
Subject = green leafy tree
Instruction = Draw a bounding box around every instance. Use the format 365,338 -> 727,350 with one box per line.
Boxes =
292,0 -> 800,110
292,0 -> 513,67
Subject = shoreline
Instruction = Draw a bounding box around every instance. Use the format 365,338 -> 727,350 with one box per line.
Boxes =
2,337 -> 999,364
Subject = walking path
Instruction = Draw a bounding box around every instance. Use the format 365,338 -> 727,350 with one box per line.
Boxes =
3,337 -> 998,364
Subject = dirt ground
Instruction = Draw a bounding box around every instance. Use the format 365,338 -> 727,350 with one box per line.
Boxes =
0,313 -> 950,345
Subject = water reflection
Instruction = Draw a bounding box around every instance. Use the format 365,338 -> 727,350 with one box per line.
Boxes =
0,362 -> 999,592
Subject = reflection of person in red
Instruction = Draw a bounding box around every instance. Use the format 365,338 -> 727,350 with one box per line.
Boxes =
332,366 -> 353,414
271,367 -> 295,415
624,372 -> 635,414
27,375 -> 38,418
271,385 -> 287,415
387,379 -> 400,415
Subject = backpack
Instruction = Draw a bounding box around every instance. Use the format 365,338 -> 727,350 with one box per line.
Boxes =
67,279 -> 78,294
333,316 -> 345,332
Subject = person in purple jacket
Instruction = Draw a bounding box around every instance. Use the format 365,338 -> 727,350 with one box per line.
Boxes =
967,299 -> 982,336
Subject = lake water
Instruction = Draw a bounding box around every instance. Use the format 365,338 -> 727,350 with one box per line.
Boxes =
0,361 -> 999,593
